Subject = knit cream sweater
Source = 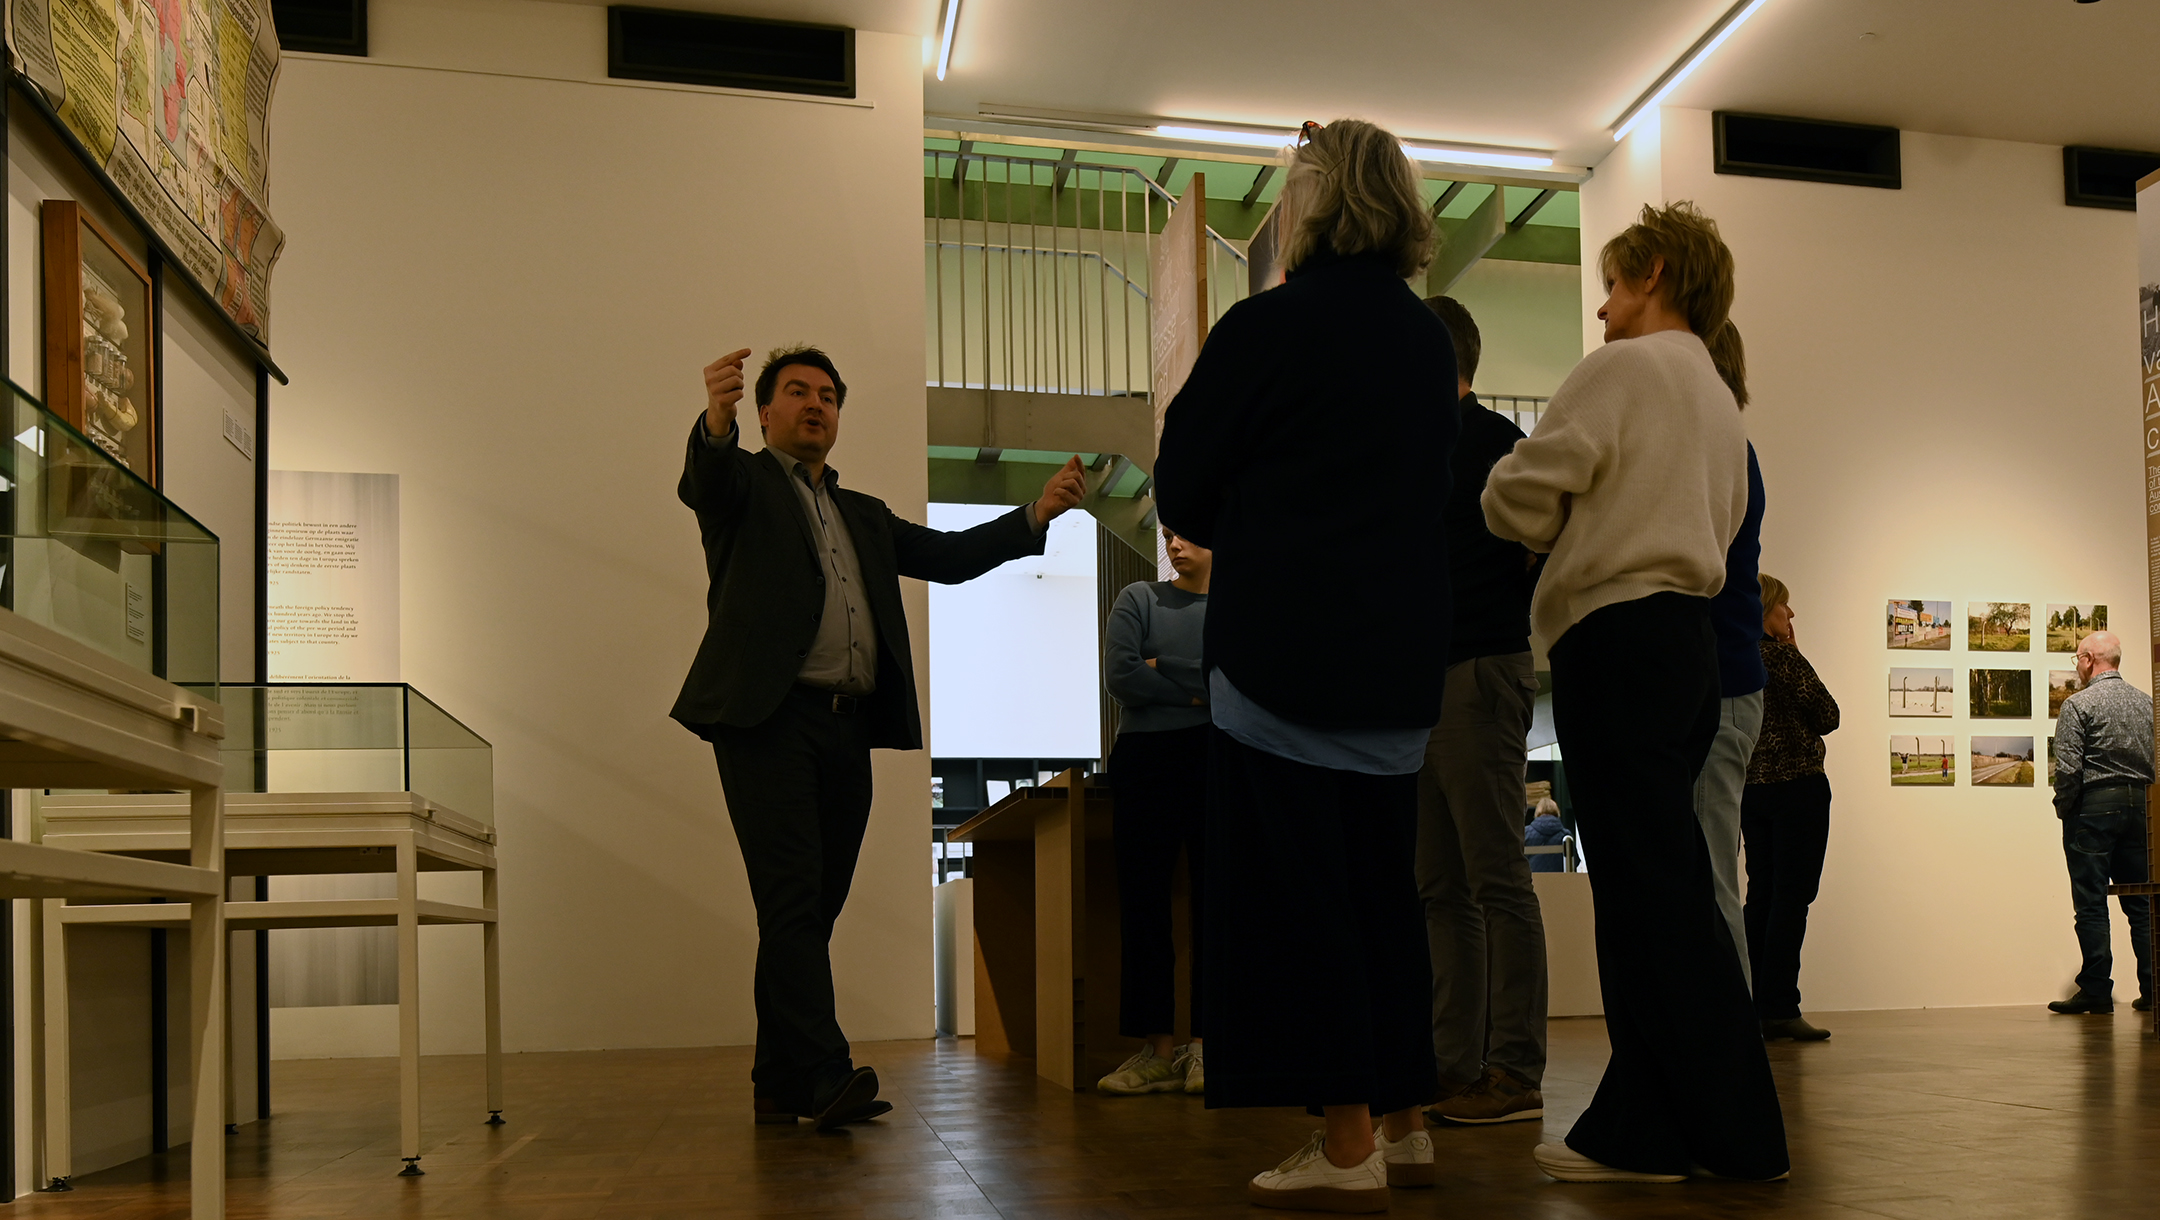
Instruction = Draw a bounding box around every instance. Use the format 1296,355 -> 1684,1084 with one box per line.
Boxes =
1481,329 -> 1748,646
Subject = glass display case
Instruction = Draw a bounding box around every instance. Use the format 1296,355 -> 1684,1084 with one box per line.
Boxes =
0,380 -> 218,684
218,684 -> 493,824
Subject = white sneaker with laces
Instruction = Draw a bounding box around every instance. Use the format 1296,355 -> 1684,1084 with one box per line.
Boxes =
1532,1142 -> 1686,1183
1095,1047 -> 1183,1095
1248,1131 -> 1389,1212
1375,1124 -> 1434,1187
1173,1043 -> 1204,1095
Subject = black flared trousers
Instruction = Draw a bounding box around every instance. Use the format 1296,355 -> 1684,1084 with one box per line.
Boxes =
1204,727 -> 1439,1115
1741,772 -> 1832,1020
1551,593 -> 1789,1180
1109,724 -> 1209,1039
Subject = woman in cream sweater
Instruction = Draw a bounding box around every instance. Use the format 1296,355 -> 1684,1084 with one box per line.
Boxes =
1482,202 -> 1788,1185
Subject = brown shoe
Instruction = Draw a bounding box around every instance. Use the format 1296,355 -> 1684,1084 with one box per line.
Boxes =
1426,1066 -> 1544,1125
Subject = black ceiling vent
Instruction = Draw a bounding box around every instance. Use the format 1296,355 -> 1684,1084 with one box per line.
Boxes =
2063,146 -> 2160,211
608,7 -> 854,98
1713,112 -> 1901,190
271,0 -> 366,56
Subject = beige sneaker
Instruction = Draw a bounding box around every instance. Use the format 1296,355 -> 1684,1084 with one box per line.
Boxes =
1173,1043 -> 1204,1094
1248,1131 -> 1388,1212
1427,1066 -> 1544,1125
1095,1046 -> 1183,1095
1374,1124 -> 1434,1187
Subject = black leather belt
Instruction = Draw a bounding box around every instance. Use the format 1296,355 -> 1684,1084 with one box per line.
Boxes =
797,685 -> 861,714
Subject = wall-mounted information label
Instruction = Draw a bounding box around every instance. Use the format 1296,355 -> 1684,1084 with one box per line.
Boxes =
267,471 -> 398,681
222,409 -> 255,459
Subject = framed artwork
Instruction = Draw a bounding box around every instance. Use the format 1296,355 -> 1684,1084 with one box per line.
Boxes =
2046,605 -> 2107,653
40,200 -> 156,486
1891,735 -> 1955,786
1970,736 -> 2035,787
1887,600 -> 1952,650
1969,669 -> 2032,719
1967,602 -> 2030,652
2048,670 -> 2084,718
1889,668 -> 1953,717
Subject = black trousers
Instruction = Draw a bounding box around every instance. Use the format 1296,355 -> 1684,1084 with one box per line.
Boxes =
709,686 -> 874,1111
1109,725 -> 1209,1039
2062,786 -> 2153,1001
1550,593 -> 1788,1179
1204,728 -> 1438,1114
1741,772 -> 1832,1020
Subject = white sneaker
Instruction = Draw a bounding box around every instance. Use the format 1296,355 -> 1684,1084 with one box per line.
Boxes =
1095,1047 -> 1183,1095
1173,1043 -> 1204,1095
1533,1142 -> 1686,1183
1248,1131 -> 1389,1212
1375,1124 -> 1434,1187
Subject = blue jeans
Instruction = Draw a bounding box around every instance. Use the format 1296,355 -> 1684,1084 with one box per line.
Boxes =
2062,788 -> 2153,1001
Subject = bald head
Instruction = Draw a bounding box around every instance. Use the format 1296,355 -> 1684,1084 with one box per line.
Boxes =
2077,631 -> 2122,681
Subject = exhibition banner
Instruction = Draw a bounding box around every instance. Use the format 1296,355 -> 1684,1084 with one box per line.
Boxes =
5,0 -> 285,342
267,470 -> 400,682
2141,170 -> 2160,696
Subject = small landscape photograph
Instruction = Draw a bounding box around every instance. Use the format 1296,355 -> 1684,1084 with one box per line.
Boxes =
2047,736 -> 2056,771
1888,668 -> 1954,717
2047,604 -> 2107,653
1887,600 -> 1953,650
1970,736 -> 2035,787
1969,669 -> 2032,719
2049,670 -> 2084,718
1967,602 -> 2030,651
1891,735 -> 1955,786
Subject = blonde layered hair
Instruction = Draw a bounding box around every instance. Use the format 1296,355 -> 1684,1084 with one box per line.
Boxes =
1598,201 -> 1735,338
1278,120 -> 1433,280
1758,573 -> 1790,615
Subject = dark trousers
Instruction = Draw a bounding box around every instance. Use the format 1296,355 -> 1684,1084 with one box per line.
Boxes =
1741,773 -> 1831,1020
2062,786 -> 2153,1001
709,686 -> 873,1111
1205,728 -> 1438,1115
1109,725 -> 1208,1039
1549,592 -> 1788,1180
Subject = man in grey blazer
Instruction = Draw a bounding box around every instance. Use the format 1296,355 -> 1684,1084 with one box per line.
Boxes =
673,345 -> 1084,1129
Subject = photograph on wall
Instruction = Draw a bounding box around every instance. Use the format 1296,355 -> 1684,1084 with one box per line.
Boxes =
1891,735 -> 1955,786
1887,600 -> 1953,650
1888,668 -> 1954,717
2047,605 -> 2107,653
1970,736 -> 2036,787
1967,602 -> 2030,652
2049,670 -> 2085,718
1969,669 -> 2032,719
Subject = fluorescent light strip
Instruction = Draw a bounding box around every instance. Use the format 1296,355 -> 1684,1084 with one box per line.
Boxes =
1160,125 -> 1553,170
1403,145 -> 1554,170
1610,0 -> 1770,142
936,0 -> 962,82
1155,125 -> 1294,150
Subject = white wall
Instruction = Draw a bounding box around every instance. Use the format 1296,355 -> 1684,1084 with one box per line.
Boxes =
1581,108 -> 2146,1011
266,0 -> 932,1052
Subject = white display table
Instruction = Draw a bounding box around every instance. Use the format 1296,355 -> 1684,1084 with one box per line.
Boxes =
41,791 -> 501,1176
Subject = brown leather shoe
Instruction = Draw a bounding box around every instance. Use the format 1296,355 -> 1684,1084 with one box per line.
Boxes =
1427,1066 -> 1544,1125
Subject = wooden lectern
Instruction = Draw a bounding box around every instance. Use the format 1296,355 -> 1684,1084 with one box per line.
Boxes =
948,768 -> 1191,1089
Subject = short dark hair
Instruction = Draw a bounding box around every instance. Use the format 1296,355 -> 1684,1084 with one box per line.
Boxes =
1424,295 -> 1480,386
755,345 -> 848,409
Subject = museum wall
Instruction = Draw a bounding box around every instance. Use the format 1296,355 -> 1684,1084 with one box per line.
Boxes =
1446,257 -> 1583,400
265,0 -> 934,1052
1580,107 -> 2146,1010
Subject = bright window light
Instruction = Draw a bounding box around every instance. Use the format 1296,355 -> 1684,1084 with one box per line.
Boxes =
1155,125 -> 1296,150
1611,0 -> 1771,142
1403,145 -> 1555,170
936,0 -> 962,81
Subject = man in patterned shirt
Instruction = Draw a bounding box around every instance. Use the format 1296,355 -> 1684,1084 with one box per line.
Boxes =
2049,630 -> 2155,1015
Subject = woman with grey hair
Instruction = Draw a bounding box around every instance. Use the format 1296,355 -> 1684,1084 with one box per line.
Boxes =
1156,118 -> 1456,1213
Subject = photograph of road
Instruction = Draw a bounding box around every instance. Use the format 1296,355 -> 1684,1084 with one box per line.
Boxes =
1888,599 -> 1953,650
1968,602 -> 2030,651
1891,735 -> 1955,786
1889,668 -> 1954,717
1970,736 -> 2035,786
2047,604 -> 2107,653
1969,669 -> 2032,719
2049,670 -> 2084,718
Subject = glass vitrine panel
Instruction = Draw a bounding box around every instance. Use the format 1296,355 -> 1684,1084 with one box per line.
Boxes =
219,683 -> 493,825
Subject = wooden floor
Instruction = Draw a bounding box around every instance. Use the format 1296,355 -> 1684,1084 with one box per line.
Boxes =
12,1005 -> 2160,1218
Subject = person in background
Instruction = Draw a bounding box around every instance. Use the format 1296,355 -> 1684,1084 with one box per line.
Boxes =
1697,321 -> 1768,990
1156,118 -> 1453,1213
1483,201 -> 1786,1184
2047,629 -> 2154,1015
1524,799 -> 1569,874
1742,573 -> 1840,1041
1097,527 -> 1212,1096
1415,295 -> 1548,1128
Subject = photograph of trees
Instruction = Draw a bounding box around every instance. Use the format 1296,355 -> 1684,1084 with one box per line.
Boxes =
2047,604 -> 2107,653
1968,602 -> 2030,651
1969,669 -> 2032,719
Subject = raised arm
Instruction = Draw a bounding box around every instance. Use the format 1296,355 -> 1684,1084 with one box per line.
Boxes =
678,349 -> 756,514
1105,585 -> 1198,709
887,457 -> 1085,583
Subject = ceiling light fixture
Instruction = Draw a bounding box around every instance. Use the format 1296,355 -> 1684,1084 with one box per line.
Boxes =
1155,125 -> 1296,150
1609,0 -> 1771,142
1403,144 -> 1555,171
935,0 -> 962,82
1160,125 -> 1554,170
